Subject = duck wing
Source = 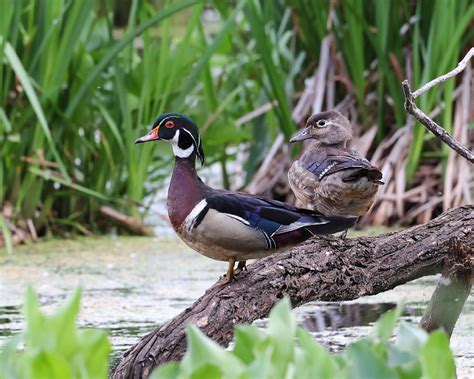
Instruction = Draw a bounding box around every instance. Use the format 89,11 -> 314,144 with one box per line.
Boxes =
190,192 -> 357,249
301,148 -> 383,183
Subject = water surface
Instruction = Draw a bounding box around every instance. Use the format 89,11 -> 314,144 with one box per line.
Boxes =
1,235 -> 472,377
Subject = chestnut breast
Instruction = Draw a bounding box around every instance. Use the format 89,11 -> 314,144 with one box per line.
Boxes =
167,159 -> 205,229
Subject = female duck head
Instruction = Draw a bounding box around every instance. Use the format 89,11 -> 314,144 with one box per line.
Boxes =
135,112 -> 205,164
290,111 -> 352,146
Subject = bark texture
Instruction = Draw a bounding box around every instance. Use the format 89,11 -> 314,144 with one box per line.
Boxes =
112,205 -> 473,379
420,237 -> 473,336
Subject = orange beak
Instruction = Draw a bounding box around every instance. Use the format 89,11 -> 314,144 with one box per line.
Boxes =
135,127 -> 159,144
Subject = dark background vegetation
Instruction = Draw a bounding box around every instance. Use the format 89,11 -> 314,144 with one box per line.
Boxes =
1,0 -> 473,245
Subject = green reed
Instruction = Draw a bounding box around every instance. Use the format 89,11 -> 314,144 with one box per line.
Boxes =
1,0 -> 472,244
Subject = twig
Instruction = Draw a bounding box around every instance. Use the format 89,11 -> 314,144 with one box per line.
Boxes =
412,48 -> 473,98
402,80 -> 474,163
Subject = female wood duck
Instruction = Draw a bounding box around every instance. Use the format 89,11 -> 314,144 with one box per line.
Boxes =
135,113 -> 357,283
288,111 -> 383,217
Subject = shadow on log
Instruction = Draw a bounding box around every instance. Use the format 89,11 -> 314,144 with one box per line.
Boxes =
112,205 -> 473,379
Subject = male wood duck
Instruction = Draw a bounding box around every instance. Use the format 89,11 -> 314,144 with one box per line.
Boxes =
288,111 -> 383,217
135,113 -> 357,283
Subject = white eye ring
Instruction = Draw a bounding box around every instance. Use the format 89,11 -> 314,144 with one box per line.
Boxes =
317,119 -> 327,127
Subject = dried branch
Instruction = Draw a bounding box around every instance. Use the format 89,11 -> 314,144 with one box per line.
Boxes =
412,48 -> 473,98
99,206 -> 153,236
402,79 -> 473,163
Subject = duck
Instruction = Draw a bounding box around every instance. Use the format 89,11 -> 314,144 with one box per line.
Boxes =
135,113 -> 358,283
288,111 -> 383,218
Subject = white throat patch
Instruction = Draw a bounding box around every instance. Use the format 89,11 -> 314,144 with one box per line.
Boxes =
170,130 -> 194,158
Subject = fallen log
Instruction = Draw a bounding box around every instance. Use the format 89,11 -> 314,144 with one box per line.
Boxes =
100,206 -> 154,236
112,205 -> 473,379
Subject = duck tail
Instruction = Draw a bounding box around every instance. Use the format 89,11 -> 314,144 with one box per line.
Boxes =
306,214 -> 358,235
342,167 -> 383,184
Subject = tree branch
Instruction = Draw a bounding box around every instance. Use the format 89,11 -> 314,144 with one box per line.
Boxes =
112,205 -> 473,379
402,48 -> 474,164
412,48 -> 473,98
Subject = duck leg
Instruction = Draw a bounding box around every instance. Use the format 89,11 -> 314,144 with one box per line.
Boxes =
234,260 -> 247,275
223,257 -> 236,284
340,217 -> 359,239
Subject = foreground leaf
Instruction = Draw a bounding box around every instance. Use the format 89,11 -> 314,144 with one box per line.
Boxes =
344,340 -> 398,379
420,330 -> 456,379
180,325 -> 244,378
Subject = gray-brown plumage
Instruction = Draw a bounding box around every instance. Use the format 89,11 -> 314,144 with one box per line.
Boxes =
288,111 -> 383,217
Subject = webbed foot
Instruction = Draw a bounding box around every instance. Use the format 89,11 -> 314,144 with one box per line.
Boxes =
234,260 -> 247,275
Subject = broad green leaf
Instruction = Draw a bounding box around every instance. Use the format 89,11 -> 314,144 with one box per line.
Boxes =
371,303 -> 404,342
151,363 -> 181,379
245,344 -> 273,379
233,325 -> 265,364
80,329 -> 111,378
50,290 -> 82,355
0,334 -> 25,379
181,325 -> 244,377
396,321 -> 428,355
388,344 -> 422,379
267,298 -> 296,374
29,352 -> 72,379
294,328 -> 339,379
344,340 -> 398,379
420,330 -> 456,379
190,364 -> 223,379
2,287 -> 110,379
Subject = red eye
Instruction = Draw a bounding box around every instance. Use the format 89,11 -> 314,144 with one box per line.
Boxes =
165,121 -> 174,128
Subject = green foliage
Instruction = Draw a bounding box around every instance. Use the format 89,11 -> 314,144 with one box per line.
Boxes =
1,0 -> 472,233
151,299 -> 456,379
0,288 -> 110,379
406,0 -> 473,179
0,293 -> 457,379
1,0 -> 205,229
0,0 -> 303,233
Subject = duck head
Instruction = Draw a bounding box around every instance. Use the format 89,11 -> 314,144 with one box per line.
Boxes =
290,111 -> 352,146
135,112 -> 205,164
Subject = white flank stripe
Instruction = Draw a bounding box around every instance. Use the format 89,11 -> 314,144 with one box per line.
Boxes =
223,213 -> 250,225
272,220 -> 328,236
184,199 -> 208,230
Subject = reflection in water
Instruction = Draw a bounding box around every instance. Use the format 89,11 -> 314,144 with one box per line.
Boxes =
0,306 -> 20,330
299,302 -> 424,332
301,303 -> 396,332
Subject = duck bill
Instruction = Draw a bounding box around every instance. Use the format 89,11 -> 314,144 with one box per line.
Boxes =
135,127 -> 159,144
289,127 -> 311,143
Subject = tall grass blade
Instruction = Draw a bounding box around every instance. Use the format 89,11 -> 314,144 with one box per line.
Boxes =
65,0 -> 201,117
3,41 -> 69,179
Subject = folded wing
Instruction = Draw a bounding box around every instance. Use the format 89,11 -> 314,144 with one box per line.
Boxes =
194,192 -> 357,250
